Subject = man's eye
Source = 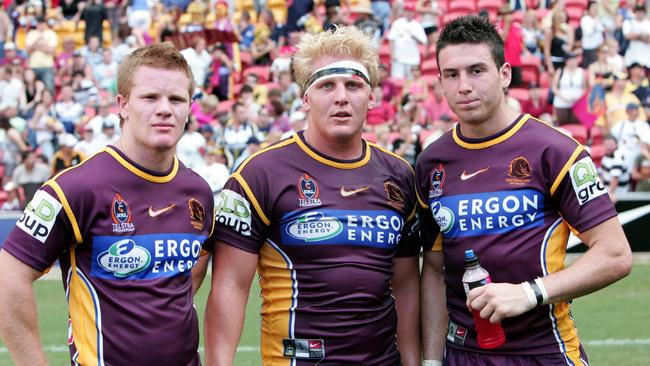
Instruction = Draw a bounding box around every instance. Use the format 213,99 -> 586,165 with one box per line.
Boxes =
347,82 -> 361,89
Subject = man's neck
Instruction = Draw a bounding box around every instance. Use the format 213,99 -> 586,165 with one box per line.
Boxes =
458,105 -> 520,139
115,138 -> 175,173
303,130 -> 363,161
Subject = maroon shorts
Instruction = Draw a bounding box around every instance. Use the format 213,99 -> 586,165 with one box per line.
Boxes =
444,346 -> 589,366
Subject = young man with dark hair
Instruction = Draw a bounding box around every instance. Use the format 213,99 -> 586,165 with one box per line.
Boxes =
417,16 -> 632,366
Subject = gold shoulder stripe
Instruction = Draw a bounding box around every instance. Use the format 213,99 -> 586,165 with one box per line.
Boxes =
104,147 -> 178,183
43,181 -> 83,244
235,135 -> 297,174
550,145 -> 584,196
452,114 -> 529,149
367,142 -> 416,175
208,205 -> 216,238
232,172 -> 271,226
294,134 -> 371,169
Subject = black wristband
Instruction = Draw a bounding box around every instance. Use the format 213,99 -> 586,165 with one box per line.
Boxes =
528,280 -> 544,306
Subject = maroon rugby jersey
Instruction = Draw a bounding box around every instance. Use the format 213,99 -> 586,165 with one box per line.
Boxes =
415,114 -> 616,364
215,131 -> 420,365
2,146 -> 215,366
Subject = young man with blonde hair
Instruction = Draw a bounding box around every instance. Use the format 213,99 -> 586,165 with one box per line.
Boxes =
205,26 -> 421,365
0,42 -> 215,365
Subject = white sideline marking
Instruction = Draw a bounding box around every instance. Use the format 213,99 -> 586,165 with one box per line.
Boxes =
584,338 -> 650,346
0,346 -> 261,353
2,340 -> 650,354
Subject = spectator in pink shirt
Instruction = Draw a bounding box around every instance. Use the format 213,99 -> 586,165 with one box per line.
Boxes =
367,86 -> 396,126
498,4 -> 524,87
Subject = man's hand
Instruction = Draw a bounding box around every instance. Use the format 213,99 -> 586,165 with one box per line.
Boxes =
466,282 -> 536,324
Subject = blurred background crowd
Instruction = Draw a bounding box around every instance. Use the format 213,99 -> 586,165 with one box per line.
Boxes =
0,0 -> 650,210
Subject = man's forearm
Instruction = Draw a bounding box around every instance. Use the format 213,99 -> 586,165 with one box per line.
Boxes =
204,285 -> 249,366
191,253 -> 210,296
421,270 -> 447,360
0,252 -> 48,366
393,256 -> 421,366
542,217 -> 632,304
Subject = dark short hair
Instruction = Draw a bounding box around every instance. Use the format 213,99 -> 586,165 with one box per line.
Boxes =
436,16 -> 505,69
240,84 -> 253,94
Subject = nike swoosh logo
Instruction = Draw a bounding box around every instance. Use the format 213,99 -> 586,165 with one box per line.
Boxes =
340,186 -> 370,197
460,167 -> 490,181
148,204 -> 176,217
568,203 -> 650,248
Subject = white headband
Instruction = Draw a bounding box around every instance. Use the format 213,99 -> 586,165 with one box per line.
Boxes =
303,60 -> 371,95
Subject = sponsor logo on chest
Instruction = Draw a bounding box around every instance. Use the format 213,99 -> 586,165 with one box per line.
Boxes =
430,189 -> 545,237
91,233 -> 206,279
298,174 -> 322,207
281,209 -> 404,249
111,193 -> 135,233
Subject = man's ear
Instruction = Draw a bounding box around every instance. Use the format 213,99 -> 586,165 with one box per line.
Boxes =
116,94 -> 128,120
302,92 -> 310,112
367,88 -> 377,110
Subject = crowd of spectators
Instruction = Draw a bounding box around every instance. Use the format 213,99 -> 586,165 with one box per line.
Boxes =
1,0 -> 650,210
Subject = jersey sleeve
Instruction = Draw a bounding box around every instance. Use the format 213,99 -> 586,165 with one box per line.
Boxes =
1,184 -> 76,272
551,150 -> 617,234
214,172 -> 268,254
395,173 -> 421,258
414,158 -> 442,252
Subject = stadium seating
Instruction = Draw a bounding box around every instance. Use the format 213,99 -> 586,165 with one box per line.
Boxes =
565,0 -> 588,10
421,58 -> 439,77
589,143 -> 605,167
538,71 -> 551,88
566,7 -> 583,27
589,125 -> 604,146
521,53 -> 542,86
441,12 -> 467,27
267,0 -> 288,24
448,0 -> 477,14
477,0 -> 504,16
508,88 -> 531,105
561,124 -> 589,145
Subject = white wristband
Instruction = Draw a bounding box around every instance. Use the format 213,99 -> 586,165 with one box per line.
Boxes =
423,360 -> 443,366
521,281 -> 538,308
535,277 -> 549,305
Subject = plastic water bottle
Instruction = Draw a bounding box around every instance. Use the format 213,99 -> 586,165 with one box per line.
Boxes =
462,249 -> 506,349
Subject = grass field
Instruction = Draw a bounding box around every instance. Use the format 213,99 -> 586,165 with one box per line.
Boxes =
1,263 -> 649,365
